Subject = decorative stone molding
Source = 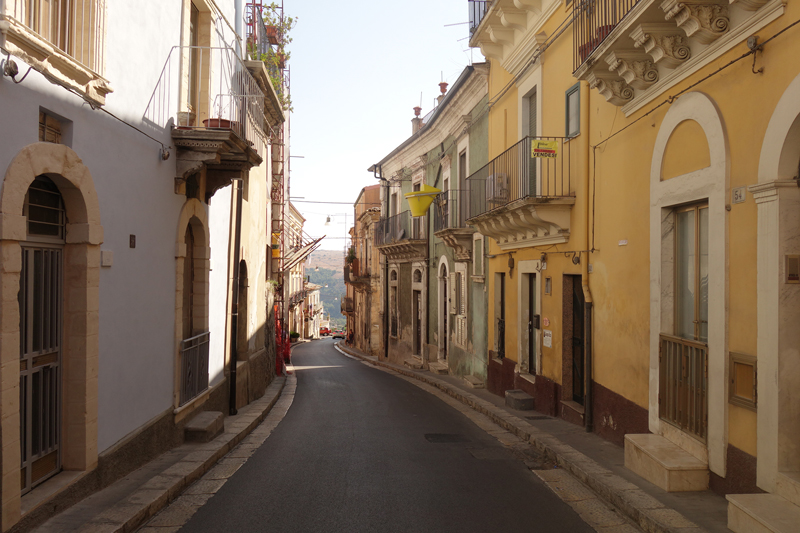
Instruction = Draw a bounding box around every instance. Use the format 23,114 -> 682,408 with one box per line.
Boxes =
606,51 -> 659,90
587,70 -> 635,106
377,240 -> 427,263
0,16 -> 112,106
631,23 -> 691,68
732,0 -> 770,11
662,0 -> 730,44
489,25 -> 515,45
467,198 -> 575,250
513,0 -> 543,13
435,227 -> 475,261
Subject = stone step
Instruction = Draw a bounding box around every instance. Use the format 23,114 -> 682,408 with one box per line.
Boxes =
727,493 -> 800,533
505,389 -> 534,411
463,375 -> 485,389
403,356 -> 424,370
624,433 -> 708,492
428,361 -> 449,375
776,471 -> 800,508
184,411 -> 224,443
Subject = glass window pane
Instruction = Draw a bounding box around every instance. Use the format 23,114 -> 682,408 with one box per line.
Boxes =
567,89 -> 580,136
675,209 -> 695,340
698,206 -> 709,342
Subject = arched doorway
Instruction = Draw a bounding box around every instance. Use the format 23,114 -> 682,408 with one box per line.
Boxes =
438,258 -> 449,362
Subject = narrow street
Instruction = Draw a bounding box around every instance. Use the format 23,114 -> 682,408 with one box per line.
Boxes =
173,340 -> 596,532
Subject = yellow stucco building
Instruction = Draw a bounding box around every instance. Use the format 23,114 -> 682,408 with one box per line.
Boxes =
469,0 -> 800,526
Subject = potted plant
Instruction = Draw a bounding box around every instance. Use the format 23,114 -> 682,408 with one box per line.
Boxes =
289,331 -> 300,342
266,25 -> 279,45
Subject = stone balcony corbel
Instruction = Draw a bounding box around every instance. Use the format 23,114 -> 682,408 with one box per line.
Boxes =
498,6 -> 528,32
661,0 -> 730,45
513,0 -> 543,14
587,70 -> 635,106
631,23 -> 692,68
606,50 -> 659,90
489,25 -> 516,46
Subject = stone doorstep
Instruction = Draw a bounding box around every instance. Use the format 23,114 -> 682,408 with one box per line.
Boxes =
505,389 -> 534,411
727,493 -> 800,533
403,356 -> 424,370
184,411 -> 224,443
624,434 -> 709,492
428,361 -> 448,375
463,375 -> 485,389
776,471 -> 800,508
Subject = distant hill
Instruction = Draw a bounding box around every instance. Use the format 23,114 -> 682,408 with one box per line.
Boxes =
307,250 -> 344,273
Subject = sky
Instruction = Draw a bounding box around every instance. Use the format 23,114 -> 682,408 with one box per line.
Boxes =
285,0 -> 481,251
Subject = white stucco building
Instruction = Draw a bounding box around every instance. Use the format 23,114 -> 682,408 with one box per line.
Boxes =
0,0 -> 287,529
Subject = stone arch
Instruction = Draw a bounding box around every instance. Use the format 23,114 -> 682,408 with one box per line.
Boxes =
173,199 -> 210,411
648,92 -> 729,476
0,142 -> 103,525
758,71 -> 800,183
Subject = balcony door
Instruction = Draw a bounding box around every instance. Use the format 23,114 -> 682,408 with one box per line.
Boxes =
20,176 -> 65,494
528,90 -> 538,196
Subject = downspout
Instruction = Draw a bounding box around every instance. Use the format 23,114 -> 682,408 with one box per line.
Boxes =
234,0 -> 244,58
580,81 -> 594,433
229,178 -> 244,416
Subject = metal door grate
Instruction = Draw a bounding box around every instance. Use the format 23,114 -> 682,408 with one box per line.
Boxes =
19,246 -> 62,493
180,331 -> 210,406
659,334 -> 708,442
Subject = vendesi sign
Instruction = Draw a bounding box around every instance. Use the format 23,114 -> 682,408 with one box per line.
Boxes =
531,139 -> 558,158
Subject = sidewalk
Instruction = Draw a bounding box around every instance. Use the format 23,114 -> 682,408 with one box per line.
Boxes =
25,341 -> 310,533
335,341 -> 729,533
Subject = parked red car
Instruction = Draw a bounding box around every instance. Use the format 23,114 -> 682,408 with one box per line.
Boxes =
320,327 -> 331,336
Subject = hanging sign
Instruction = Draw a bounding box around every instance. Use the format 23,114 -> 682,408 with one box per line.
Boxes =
531,139 -> 558,158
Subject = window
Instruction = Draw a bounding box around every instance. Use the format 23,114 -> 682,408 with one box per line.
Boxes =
17,0 -> 106,73
566,83 -> 580,138
38,112 -> 61,144
729,352 -> 757,411
472,234 -> 484,279
675,203 -> 709,342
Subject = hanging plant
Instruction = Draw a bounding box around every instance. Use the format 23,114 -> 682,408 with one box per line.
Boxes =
256,3 -> 297,112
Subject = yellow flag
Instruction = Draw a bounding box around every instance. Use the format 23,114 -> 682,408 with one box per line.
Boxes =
531,139 -> 558,158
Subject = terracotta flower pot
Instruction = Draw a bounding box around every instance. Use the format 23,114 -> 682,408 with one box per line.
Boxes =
266,25 -> 279,45
203,118 -> 231,129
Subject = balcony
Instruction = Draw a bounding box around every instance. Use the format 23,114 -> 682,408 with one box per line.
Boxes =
468,0 -> 489,37
345,258 -> 371,288
375,210 -> 427,262
2,0 -> 112,105
573,0 -> 784,113
341,296 -> 354,314
144,46 -> 268,198
466,136 -> 575,250
433,189 -> 475,261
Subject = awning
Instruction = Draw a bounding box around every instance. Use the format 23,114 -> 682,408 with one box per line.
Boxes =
282,236 -> 324,273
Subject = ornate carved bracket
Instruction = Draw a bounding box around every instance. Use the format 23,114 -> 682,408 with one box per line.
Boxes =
587,70 -> 634,106
435,228 -> 475,262
606,50 -> 659,90
631,23 -> 691,68
377,240 -> 427,263
467,198 -> 575,251
662,0 -> 730,44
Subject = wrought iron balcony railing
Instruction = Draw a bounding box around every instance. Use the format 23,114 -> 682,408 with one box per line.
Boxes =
375,210 -> 426,246
659,333 -> 708,442
466,136 -> 573,220
468,0 -> 489,37
573,0 -> 641,72
144,45 -> 268,156
433,189 -> 471,233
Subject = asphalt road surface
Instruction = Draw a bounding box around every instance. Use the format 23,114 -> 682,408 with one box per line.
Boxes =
179,340 -> 595,533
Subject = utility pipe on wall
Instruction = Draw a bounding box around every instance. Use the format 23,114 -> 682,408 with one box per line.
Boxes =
229,178 -> 244,416
580,81 -> 594,433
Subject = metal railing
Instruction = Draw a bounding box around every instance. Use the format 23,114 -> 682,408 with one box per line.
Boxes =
573,0 -> 641,71
468,0 -> 489,37
341,297 -> 354,314
659,334 -> 708,442
179,331 -> 210,406
433,189 -> 470,232
375,210 -> 426,246
9,0 -> 106,74
466,136 -> 573,220
144,46 -> 268,156
245,4 -> 271,61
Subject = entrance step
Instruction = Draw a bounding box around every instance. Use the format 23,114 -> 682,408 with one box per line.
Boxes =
403,356 -> 424,370
184,411 -> 224,443
727,493 -> 800,533
463,375 -> 485,389
428,361 -> 448,375
776,471 -> 800,507
505,389 -> 534,411
624,434 -> 708,492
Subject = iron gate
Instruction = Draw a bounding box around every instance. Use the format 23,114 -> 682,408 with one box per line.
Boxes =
659,334 -> 708,442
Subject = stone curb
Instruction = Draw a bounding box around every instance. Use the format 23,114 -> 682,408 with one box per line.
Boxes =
335,342 -> 705,533
84,376 -> 288,533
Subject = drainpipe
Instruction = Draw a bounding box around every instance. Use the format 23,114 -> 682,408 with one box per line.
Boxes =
229,178 -> 244,416
580,81 -> 594,433
234,0 -> 244,58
